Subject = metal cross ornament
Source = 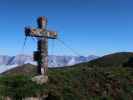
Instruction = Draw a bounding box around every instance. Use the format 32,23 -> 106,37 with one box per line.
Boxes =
24,16 -> 58,76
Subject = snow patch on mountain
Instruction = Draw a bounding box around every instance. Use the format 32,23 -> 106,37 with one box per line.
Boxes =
0,64 -> 18,73
67,57 -> 76,66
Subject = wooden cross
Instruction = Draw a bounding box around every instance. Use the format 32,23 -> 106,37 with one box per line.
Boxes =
24,16 -> 58,76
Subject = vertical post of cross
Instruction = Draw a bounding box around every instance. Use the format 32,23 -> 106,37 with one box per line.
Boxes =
37,17 -> 48,76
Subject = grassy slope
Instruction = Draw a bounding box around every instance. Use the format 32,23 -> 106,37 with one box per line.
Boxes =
77,52 -> 133,68
0,52 -> 133,100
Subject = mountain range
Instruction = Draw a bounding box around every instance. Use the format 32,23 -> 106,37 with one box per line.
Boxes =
0,54 -> 98,73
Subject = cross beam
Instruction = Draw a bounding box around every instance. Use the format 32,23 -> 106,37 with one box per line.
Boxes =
24,16 -> 58,76
25,28 -> 57,39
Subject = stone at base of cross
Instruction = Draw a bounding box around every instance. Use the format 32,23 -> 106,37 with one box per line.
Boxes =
32,75 -> 48,85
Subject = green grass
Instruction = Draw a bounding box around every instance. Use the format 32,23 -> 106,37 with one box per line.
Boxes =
0,75 -> 47,100
0,66 -> 133,100
48,66 -> 133,100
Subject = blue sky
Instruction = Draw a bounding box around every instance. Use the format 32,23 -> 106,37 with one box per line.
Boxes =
0,0 -> 132,56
